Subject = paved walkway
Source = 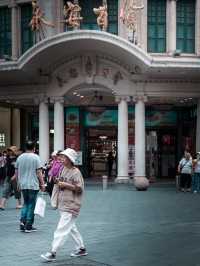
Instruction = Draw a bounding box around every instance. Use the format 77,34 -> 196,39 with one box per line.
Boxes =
1,182 -> 200,266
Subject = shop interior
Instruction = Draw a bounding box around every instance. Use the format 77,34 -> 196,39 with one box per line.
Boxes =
86,127 -> 117,178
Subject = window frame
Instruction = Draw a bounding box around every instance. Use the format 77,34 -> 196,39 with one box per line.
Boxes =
176,0 -> 196,54
0,6 -> 12,58
147,0 -> 167,53
20,3 -> 34,54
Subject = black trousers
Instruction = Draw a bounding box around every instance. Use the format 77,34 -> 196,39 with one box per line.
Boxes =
180,173 -> 192,189
46,179 -> 54,197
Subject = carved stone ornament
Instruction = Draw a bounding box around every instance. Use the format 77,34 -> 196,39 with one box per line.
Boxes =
102,68 -> 110,78
113,71 -> 123,85
85,57 -> 93,77
56,75 -> 68,87
69,68 -> 78,78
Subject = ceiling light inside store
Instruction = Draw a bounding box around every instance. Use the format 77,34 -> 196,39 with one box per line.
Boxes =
99,135 -> 107,140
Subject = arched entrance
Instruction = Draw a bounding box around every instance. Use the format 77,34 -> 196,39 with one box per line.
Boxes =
49,53 -> 130,178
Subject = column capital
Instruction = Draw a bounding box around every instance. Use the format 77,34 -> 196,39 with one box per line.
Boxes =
34,96 -> 49,105
8,0 -> 17,8
133,95 -> 148,103
115,95 -> 131,103
50,96 -> 65,104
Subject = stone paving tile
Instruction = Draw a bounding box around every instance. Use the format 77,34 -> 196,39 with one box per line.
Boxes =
1,184 -> 200,266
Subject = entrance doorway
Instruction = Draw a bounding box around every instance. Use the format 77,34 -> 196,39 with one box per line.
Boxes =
146,129 -> 177,179
86,127 -> 117,178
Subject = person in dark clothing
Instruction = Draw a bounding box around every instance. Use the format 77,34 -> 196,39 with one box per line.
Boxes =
107,151 -> 115,177
0,146 -> 22,210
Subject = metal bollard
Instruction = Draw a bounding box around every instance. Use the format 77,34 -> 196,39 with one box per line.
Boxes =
102,175 -> 108,190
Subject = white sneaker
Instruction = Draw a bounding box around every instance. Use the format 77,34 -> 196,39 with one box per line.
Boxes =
70,248 -> 88,257
41,252 -> 56,262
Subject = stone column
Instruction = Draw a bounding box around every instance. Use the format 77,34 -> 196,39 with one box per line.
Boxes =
52,97 -> 64,151
39,98 -> 49,164
196,0 -> 200,55
140,0 -> 147,51
9,0 -> 19,60
196,99 -> 200,152
12,108 -> 20,148
55,0 -> 64,34
115,96 -> 129,183
134,96 -> 149,190
167,0 -> 177,54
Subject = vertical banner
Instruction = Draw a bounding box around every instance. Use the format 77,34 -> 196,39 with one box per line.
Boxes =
65,107 -> 80,151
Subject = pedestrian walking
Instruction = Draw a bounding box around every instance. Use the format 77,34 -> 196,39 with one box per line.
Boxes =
0,146 -> 22,210
13,140 -> 45,232
178,151 -> 193,192
41,148 -> 87,262
192,152 -> 200,193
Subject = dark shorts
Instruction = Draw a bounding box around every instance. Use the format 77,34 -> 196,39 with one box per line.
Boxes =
2,177 -> 21,199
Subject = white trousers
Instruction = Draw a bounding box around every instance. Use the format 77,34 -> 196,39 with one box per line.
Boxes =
51,211 -> 84,253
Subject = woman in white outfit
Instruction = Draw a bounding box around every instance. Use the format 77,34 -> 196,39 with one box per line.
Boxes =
41,148 -> 87,262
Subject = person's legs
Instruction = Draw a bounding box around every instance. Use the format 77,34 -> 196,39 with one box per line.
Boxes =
41,211 -> 75,262
25,190 -> 38,229
70,223 -> 85,250
51,211 -> 75,253
0,178 -> 12,209
180,173 -> 186,191
186,174 -> 192,190
20,190 -> 29,225
11,179 -> 22,208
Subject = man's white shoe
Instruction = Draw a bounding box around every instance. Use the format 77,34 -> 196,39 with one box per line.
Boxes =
41,252 -> 56,262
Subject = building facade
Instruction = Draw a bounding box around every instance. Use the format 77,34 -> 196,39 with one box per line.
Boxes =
0,0 -> 200,189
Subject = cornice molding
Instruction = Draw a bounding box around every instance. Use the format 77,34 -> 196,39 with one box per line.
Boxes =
0,31 -> 200,88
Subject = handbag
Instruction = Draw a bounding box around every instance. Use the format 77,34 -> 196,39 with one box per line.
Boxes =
34,195 -> 46,217
51,184 -> 59,209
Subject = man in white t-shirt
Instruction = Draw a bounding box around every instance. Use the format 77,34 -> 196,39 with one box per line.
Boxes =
178,151 -> 193,192
14,141 -> 45,233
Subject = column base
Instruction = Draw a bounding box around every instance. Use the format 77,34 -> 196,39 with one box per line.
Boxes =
134,176 -> 149,191
115,176 -> 130,184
